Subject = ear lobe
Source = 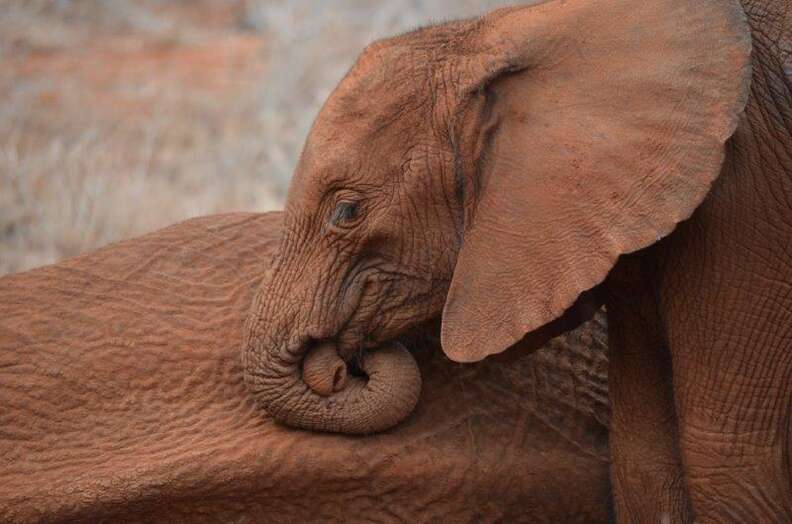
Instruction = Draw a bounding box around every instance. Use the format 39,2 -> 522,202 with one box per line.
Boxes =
440,0 -> 752,363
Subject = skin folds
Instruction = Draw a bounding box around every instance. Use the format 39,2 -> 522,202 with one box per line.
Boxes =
0,212 -> 612,523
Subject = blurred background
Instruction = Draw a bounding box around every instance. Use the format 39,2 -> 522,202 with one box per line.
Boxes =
0,0 -> 517,275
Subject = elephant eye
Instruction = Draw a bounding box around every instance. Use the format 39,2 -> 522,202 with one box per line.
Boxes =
329,201 -> 359,226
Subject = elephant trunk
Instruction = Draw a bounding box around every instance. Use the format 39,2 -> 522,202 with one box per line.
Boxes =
243,334 -> 421,435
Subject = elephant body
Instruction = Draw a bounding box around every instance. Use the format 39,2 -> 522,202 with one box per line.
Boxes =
605,2 -> 792,519
0,212 -> 611,523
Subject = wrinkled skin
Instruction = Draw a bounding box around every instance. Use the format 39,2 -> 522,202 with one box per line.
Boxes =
243,0 -> 791,521
0,212 -> 612,523
605,2 -> 792,521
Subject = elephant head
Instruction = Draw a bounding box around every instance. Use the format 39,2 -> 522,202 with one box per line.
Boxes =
243,0 -> 752,434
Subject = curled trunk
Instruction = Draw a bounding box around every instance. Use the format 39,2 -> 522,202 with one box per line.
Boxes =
243,339 -> 421,435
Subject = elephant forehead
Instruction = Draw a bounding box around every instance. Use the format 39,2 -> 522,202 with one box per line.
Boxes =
0,211 -> 609,522
286,129 -> 403,208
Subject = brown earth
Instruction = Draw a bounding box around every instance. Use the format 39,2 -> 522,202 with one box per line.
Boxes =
0,3 -> 278,275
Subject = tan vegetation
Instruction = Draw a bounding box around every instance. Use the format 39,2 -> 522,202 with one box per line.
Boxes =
0,0 -> 514,275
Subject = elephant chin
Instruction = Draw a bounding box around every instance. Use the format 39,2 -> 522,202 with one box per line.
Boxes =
244,339 -> 422,435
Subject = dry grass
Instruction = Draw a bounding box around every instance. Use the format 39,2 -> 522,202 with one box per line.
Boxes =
1,0 -> 515,275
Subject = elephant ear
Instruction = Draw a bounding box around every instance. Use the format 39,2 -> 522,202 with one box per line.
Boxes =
440,0 -> 752,362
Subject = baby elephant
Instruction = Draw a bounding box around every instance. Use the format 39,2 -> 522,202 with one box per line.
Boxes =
243,0 -> 791,522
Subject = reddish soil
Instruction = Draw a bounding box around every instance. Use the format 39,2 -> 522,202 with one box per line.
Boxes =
8,34 -> 268,119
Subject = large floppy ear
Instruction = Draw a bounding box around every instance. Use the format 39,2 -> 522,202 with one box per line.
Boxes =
441,0 -> 752,362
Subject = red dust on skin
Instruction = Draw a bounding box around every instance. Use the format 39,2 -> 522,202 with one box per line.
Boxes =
245,0 -> 792,520
243,0 -> 752,437
0,211 -> 613,522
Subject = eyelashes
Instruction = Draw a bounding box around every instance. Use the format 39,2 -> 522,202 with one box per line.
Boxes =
329,200 -> 359,226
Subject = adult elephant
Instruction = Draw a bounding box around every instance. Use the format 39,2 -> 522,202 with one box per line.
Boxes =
0,212 -> 611,523
242,0 -> 791,521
